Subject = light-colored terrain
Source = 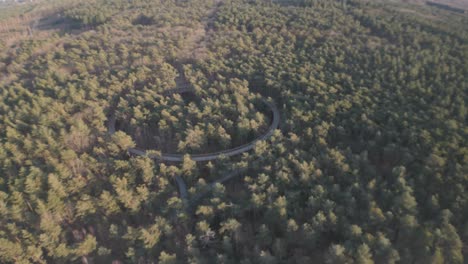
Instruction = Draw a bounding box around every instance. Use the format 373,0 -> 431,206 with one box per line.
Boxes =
401,0 -> 468,10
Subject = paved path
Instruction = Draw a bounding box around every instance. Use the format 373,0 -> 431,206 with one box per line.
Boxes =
104,0 -> 279,212
107,87 -> 279,204
174,175 -> 188,200
108,87 -> 280,162
186,166 -> 248,211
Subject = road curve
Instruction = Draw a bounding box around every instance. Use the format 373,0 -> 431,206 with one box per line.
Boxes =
108,88 -> 280,162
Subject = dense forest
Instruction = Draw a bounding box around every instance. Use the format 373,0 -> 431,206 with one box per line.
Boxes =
0,0 -> 467,263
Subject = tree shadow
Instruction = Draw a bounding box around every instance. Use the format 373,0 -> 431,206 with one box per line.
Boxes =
34,12 -> 85,35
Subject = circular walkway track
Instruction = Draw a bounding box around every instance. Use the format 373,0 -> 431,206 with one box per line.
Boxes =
107,87 -> 280,162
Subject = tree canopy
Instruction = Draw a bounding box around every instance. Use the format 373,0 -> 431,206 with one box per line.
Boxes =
0,0 -> 466,263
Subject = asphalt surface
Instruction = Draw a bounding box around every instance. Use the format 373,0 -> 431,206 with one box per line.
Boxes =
107,87 -> 279,206
108,87 -> 280,162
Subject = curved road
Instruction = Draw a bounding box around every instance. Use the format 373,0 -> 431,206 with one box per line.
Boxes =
104,0 -> 278,211
107,86 -> 279,208
108,88 -> 280,162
